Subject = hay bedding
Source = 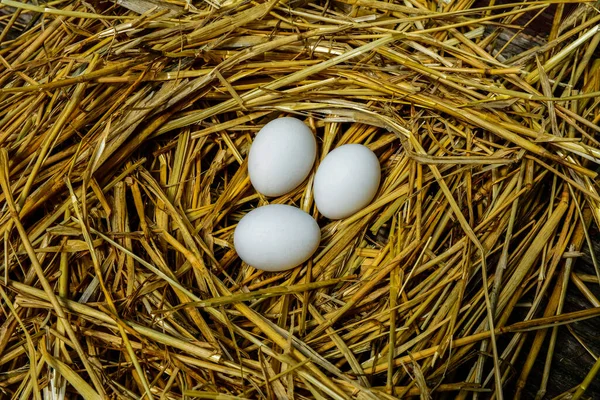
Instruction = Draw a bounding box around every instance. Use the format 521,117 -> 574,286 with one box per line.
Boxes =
0,0 -> 599,399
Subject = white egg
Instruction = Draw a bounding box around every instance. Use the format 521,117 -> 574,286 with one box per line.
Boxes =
234,204 -> 320,272
248,117 -> 316,197
314,144 -> 381,220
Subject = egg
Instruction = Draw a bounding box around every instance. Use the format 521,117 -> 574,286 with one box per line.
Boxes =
248,117 -> 316,197
234,204 -> 320,272
314,144 -> 381,219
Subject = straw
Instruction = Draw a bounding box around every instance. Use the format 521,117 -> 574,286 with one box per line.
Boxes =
1,0 -> 599,398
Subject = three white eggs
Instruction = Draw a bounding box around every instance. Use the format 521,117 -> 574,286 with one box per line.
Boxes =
234,117 -> 382,272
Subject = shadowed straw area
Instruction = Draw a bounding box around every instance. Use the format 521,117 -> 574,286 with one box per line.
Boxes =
1,0 -> 600,399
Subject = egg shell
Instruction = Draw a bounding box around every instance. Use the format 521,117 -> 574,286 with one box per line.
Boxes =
233,204 -> 321,272
314,144 -> 381,220
248,117 -> 316,197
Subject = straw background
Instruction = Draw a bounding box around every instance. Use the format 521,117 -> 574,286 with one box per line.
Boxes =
1,0 -> 600,399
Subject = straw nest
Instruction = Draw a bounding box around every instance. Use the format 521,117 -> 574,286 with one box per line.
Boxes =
1,0 -> 600,399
